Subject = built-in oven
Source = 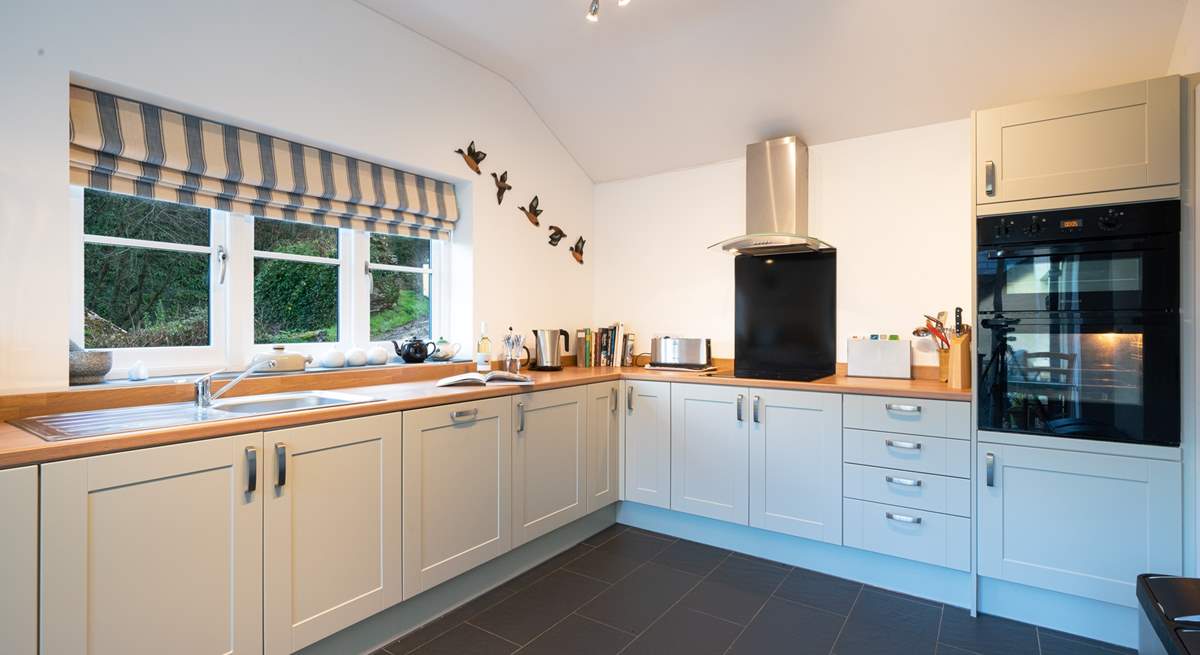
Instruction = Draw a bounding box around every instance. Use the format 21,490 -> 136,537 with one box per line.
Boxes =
976,200 -> 1180,447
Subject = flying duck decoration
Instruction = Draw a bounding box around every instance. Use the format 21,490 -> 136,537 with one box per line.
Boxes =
547,225 -> 566,246
518,196 -> 543,226
569,236 -> 586,264
453,141 -> 487,175
491,171 -> 512,205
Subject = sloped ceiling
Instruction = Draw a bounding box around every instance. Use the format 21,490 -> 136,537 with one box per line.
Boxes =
358,0 -> 1187,182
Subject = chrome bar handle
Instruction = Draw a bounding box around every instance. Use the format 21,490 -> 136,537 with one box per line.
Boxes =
627,385 -> 634,412
736,394 -> 744,422
245,446 -> 257,494
517,402 -> 526,433
274,442 -> 287,488
752,395 -> 761,423
610,387 -> 617,412
886,475 -> 922,487
886,511 -> 922,525
885,439 -> 922,450
986,452 -> 996,487
451,408 -> 479,422
885,403 -> 921,414
984,160 -> 996,197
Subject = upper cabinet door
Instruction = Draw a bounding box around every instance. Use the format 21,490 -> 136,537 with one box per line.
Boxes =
671,383 -> 750,524
586,381 -> 622,513
749,389 -> 842,544
41,433 -> 264,655
264,413 -> 403,655
0,465 -> 37,655
624,380 -> 673,508
511,386 -> 588,547
403,397 -> 512,599
978,443 -> 1181,608
976,76 -> 1180,209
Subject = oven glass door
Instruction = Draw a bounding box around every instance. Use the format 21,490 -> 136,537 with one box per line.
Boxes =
976,312 -> 1178,446
977,235 -> 1177,313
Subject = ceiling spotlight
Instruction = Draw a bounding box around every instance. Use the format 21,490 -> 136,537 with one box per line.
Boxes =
586,0 -> 600,22
617,0 -> 631,5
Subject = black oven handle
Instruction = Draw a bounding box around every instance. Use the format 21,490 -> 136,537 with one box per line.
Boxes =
982,236 -> 1161,260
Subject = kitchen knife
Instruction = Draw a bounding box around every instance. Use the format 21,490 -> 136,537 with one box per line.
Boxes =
955,307 -> 963,336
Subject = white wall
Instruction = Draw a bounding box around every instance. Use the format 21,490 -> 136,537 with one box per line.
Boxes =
1170,0 -> 1200,74
0,0 -> 594,392
593,119 -> 972,366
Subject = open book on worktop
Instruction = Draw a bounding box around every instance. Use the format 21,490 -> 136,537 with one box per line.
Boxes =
435,371 -> 533,387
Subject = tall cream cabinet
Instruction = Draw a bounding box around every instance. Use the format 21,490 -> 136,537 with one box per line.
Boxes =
975,75 -> 1180,213
264,413 -> 403,655
748,389 -> 842,543
402,397 -> 512,599
511,386 -> 588,547
41,434 -> 265,655
623,380 -> 672,508
585,381 -> 621,512
670,383 -> 750,524
0,465 -> 37,655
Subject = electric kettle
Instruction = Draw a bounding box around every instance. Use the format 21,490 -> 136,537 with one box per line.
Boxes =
530,329 -> 570,371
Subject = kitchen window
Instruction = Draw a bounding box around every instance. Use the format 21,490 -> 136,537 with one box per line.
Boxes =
71,187 -> 448,379
366,233 -> 436,343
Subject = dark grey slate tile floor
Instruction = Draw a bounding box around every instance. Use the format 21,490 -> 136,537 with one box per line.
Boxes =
374,524 -> 1134,655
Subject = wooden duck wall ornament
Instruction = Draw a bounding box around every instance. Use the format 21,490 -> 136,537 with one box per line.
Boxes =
491,171 -> 512,205
548,225 -> 566,246
569,236 -> 586,264
453,141 -> 487,175
518,196 -> 542,226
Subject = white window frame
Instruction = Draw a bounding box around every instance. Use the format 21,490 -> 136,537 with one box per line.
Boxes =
70,186 -> 231,379
357,232 -> 448,349
71,185 -> 450,379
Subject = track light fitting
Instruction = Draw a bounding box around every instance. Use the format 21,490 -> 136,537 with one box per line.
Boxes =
585,0 -> 630,22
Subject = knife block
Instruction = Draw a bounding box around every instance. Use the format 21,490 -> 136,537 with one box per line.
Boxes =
947,331 -> 971,390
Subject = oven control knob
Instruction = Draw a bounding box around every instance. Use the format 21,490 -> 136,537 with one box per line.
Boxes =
1098,215 -> 1120,231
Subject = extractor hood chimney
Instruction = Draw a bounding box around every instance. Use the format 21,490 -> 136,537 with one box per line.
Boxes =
709,136 -> 832,256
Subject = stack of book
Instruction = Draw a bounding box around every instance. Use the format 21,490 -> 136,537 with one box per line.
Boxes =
576,323 -> 635,368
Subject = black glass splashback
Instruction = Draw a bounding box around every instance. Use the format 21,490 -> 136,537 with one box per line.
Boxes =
735,250 -> 836,381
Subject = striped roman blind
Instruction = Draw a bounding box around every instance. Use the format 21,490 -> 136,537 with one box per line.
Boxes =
68,85 -> 459,239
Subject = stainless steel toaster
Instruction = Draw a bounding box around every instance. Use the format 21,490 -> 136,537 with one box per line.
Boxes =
650,337 -> 712,369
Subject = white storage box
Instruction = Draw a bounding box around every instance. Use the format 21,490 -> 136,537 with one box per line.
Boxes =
847,339 -> 912,379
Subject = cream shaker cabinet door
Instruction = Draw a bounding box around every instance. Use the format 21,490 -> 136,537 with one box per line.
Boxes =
749,389 -> 842,543
978,443 -> 1181,608
403,397 -> 512,599
976,75 -> 1180,207
264,413 -> 403,655
671,383 -> 750,524
512,386 -> 587,547
586,381 -> 621,512
623,380 -> 672,508
0,465 -> 37,655
41,434 -> 264,655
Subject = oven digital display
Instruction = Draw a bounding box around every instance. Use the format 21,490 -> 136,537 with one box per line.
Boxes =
1060,218 -> 1083,229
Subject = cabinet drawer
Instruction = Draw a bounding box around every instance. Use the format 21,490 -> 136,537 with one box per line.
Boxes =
843,429 -> 970,478
843,395 -> 969,439
843,464 -> 970,517
843,498 -> 970,572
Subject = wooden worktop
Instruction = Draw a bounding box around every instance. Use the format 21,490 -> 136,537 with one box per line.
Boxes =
0,366 -> 968,469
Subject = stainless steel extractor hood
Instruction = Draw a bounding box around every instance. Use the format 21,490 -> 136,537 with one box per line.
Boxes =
709,136 -> 832,256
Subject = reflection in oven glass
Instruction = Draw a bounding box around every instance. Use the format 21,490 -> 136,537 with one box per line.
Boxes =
1002,332 -> 1143,439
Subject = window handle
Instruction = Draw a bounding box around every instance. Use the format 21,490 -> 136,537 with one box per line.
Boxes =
217,245 -> 228,285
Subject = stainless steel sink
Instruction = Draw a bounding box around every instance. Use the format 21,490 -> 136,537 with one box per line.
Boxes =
12,390 -> 379,442
212,391 -> 370,414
